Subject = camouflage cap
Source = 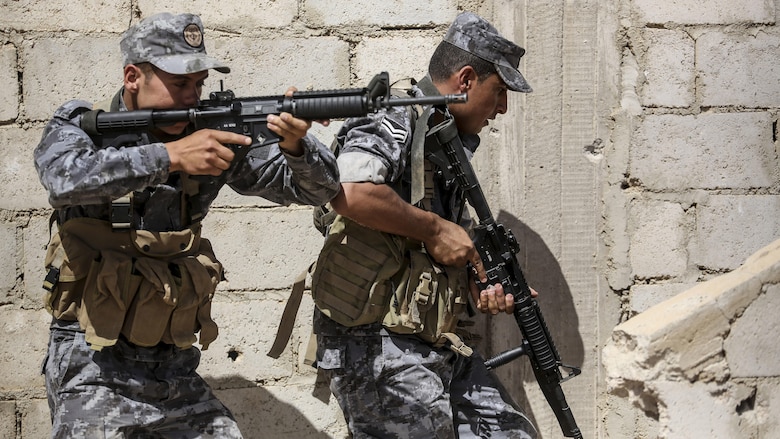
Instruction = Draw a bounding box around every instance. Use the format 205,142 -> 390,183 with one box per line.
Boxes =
120,12 -> 230,75
444,12 -> 531,93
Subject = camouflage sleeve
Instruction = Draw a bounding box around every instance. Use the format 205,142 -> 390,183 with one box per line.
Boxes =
227,133 -> 340,207
34,100 -> 171,208
335,106 -> 413,185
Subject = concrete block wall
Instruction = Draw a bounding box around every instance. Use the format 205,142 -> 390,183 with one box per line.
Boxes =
0,1 -> 468,437
601,0 -> 780,437
1,0 -> 778,438
605,0 -> 780,315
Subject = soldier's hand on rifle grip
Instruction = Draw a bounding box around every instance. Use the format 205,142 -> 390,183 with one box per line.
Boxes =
471,282 -> 539,315
473,282 -> 514,315
166,129 -> 249,176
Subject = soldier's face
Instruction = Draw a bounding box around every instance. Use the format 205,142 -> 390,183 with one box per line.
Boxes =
451,73 -> 508,135
135,66 -> 208,135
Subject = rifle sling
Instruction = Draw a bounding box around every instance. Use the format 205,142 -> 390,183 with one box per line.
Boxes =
267,261 -> 314,359
410,75 -> 439,206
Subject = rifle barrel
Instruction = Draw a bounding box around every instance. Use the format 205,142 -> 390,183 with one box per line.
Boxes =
386,94 -> 467,108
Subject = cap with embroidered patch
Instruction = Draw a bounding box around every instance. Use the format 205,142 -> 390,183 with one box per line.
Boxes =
444,12 -> 531,93
120,12 -> 230,75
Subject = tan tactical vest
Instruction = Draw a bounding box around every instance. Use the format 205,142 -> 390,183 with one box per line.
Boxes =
43,95 -> 221,351
268,85 -> 473,359
44,218 -> 222,351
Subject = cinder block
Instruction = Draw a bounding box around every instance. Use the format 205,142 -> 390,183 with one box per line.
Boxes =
654,381 -> 757,438
22,37 -> 120,121
304,0 -> 457,27
0,127 -> 51,210
0,401 -> 15,439
632,112 -> 775,191
0,45 -> 18,122
20,399 -> 51,438
0,223 -> 15,294
605,239 -> 780,391
638,29 -> 695,108
0,309 -> 50,391
694,195 -> 780,270
603,390 -> 660,439
628,200 -> 689,279
210,36 -> 350,96
699,29 -> 780,108
633,0 -> 775,25
198,298 -> 294,383
215,384 -> 348,438
604,281 -> 730,383
758,379 -> 780,439
136,0 -> 298,29
202,208 -> 324,291
630,283 -> 694,314
725,284 -> 780,377
354,34 -> 441,86
0,0 -> 126,32
23,215 -> 52,311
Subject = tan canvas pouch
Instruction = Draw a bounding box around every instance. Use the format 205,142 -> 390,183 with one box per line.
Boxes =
43,227 -> 99,321
77,250 -> 139,349
383,250 -> 470,347
44,218 -> 220,350
433,264 -> 470,340
130,224 -> 201,258
192,240 -> 222,348
164,243 -> 222,350
121,238 -> 221,349
120,257 -> 178,348
311,215 -> 407,327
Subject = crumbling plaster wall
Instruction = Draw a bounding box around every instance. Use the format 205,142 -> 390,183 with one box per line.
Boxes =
603,239 -> 780,438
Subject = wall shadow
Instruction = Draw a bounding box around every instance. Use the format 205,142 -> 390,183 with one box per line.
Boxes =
205,211 -> 586,438
207,374 -> 344,439
478,210 -> 586,430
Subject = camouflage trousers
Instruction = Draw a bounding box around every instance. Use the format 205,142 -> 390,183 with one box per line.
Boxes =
43,325 -> 243,438
317,331 -> 537,439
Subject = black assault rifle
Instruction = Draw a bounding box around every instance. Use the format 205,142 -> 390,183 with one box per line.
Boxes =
80,72 -> 467,165
425,113 -> 584,439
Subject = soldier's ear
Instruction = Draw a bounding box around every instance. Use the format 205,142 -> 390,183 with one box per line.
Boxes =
124,64 -> 142,93
454,66 -> 477,92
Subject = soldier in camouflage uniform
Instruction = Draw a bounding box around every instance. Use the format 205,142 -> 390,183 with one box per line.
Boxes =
35,12 -> 339,438
313,12 -> 538,438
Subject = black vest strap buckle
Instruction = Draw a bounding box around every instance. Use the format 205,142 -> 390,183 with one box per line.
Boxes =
110,195 -> 133,230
